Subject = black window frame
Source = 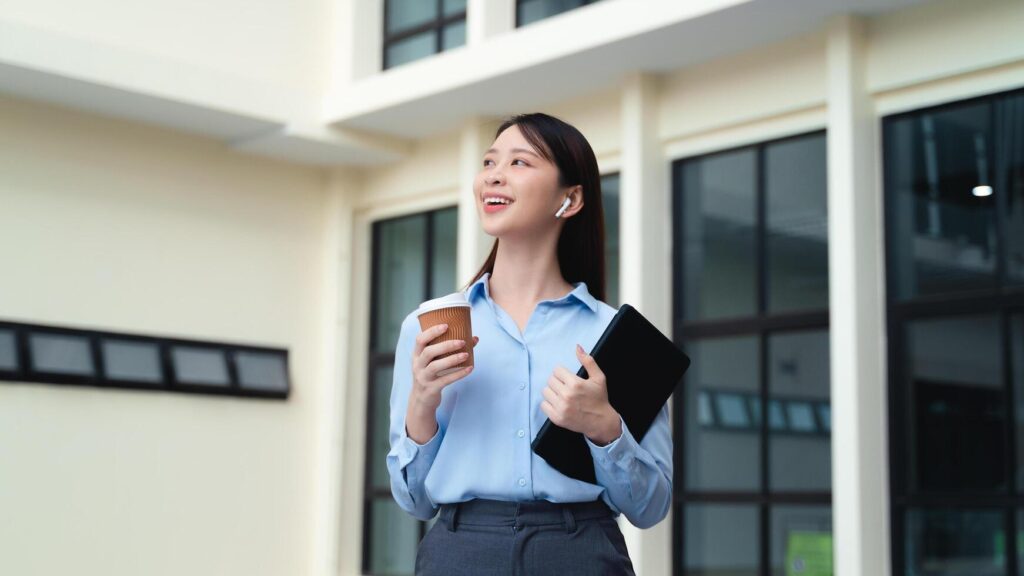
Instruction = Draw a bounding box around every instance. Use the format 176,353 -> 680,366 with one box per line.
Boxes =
362,206 -> 457,575
883,86 -> 1024,576
0,319 -> 290,399
671,130 -> 832,576
382,0 -> 468,70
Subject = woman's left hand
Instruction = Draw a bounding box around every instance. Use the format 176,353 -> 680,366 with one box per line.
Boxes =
541,343 -> 623,446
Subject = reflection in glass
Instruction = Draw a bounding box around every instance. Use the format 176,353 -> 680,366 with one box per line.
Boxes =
766,134 -> 829,312
430,208 -> 458,299
680,149 -> 757,320
770,506 -> 833,576
233,351 -> 288,392
518,0 -> 588,26
443,0 -> 466,16
716,393 -> 750,429
29,333 -> 94,376
441,21 -> 465,50
906,509 -> 1005,576
685,504 -> 759,576
102,340 -> 162,384
370,498 -> 420,575
602,173 -> 620,307
908,314 -> 1006,493
386,0 -> 437,34
697,391 -> 714,426
886,100 -> 996,299
769,330 -> 831,491
385,31 -> 436,68
375,215 -> 427,354
768,400 -> 786,431
0,329 -> 16,371
685,337 -> 760,491
171,346 -> 230,387
372,365 -> 395,489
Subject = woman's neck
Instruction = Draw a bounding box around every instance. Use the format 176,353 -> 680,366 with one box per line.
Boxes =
488,239 -> 573,308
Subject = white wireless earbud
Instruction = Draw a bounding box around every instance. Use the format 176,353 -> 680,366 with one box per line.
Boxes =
554,197 -> 571,218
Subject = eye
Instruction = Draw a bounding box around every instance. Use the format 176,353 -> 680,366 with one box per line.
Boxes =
512,159 -> 528,166
482,158 -> 494,167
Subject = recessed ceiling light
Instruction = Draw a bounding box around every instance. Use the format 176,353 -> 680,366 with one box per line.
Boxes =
973,185 -> 993,197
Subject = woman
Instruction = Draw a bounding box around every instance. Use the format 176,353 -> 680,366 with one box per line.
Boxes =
387,113 -> 672,575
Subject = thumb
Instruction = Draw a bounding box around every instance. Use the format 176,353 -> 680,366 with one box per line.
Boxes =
471,336 -> 479,348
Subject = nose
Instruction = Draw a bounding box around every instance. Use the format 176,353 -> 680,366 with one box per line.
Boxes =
484,165 -> 504,186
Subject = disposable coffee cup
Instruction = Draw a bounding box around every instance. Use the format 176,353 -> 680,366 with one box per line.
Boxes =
416,292 -> 474,377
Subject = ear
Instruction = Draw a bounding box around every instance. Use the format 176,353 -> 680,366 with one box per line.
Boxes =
561,185 -> 585,219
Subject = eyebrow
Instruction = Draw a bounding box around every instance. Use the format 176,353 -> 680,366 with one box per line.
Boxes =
484,147 -> 541,158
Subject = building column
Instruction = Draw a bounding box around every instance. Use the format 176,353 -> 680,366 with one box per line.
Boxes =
458,118 -> 502,287
826,15 -> 891,576
467,0 -> 515,45
619,71 -> 673,576
314,169 -> 357,576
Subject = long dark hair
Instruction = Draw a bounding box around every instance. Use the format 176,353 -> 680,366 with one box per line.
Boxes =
463,113 -> 606,302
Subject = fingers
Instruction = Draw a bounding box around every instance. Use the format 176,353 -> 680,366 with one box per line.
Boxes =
414,324 -> 450,357
426,349 -> 471,379
576,344 -> 603,378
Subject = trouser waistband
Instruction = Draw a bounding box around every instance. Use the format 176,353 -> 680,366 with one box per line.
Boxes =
438,498 -> 614,533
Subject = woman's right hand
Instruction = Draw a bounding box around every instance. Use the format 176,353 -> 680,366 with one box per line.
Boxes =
405,324 -> 478,443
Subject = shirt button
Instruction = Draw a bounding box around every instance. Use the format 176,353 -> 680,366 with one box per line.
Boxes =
519,383 -> 526,390
518,478 -> 527,487
517,429 -> 525,438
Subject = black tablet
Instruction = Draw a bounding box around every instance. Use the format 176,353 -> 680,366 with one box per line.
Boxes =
530,303 -> 691,484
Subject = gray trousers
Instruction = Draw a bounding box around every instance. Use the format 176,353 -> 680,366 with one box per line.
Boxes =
415,499 -> 636,576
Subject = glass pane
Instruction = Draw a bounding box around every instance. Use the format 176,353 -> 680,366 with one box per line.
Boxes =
430,208 -> 458,299
603,173 -> 620,307
101,339 -> 163,384
518,0 -> 587,26
685,336 -> 760,491
771,506 -> 833,576
905,509 -> 1005,576
680,148 -> 757,320
769,330 -> 832,492
372,364 -> 395,489
684,504 -> 759,576
170,346 -> 230,387
233,351 -> 288,392
766,133 -> 829,312
29,333 -> 94,376
375,215 -> 427,353
908,315 -> 1006,493
370,497 -> 421,575
0,329 -> 16,371
386,0 -> 438,34
385,31 -> 437,69
441,21 -> 465,50
443,0 -> 466,16
1018,509 -> 1024,570
886,100 -> 996,299
1011,314 -> 1024,490
1002,93 -> 1024,282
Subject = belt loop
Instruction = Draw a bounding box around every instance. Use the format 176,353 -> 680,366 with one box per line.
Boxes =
561,504 -> 577,534
443,504 -> 460,532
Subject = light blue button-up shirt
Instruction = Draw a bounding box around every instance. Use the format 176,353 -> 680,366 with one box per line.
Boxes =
386,272 -> 673,529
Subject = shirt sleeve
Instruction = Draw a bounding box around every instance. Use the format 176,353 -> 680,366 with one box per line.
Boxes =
585,402 -> 673,529
385,313 -> 443,521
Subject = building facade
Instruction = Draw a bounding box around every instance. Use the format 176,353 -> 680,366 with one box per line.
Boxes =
1,0 -> 1023,575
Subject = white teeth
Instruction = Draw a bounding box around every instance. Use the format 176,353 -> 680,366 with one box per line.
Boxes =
485,198 -> 511,205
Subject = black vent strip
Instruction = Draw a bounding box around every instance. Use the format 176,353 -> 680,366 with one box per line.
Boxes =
0,319 -> 290,400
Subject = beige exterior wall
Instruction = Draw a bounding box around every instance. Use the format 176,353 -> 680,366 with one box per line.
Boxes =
0,94 -> 328,576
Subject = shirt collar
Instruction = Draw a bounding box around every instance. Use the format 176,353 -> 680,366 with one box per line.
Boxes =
466,272 -> 598,313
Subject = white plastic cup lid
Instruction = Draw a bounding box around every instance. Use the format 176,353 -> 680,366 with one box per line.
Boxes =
416,292 -> 470,315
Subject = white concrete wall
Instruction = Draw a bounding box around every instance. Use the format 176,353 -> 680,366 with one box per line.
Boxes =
0,93 -> 329,576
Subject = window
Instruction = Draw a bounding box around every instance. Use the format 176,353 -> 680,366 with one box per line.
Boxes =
364,206 -> 457,575
516,0 -> 604,27
672,131 -> 831,576
383,0 -> 467,70
0,321 -> 289,398
885,88 -> 1024,576
602,172 -> 620,307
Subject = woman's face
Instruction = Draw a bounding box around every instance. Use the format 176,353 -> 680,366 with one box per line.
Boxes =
475,124 -> 575,239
